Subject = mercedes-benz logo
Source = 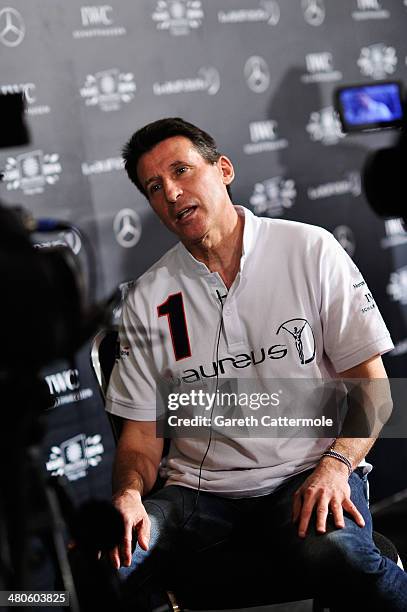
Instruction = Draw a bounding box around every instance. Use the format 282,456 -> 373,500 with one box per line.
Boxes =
113,208 -> 142,248
302,0 -> 325,26
333,225 -> 356,257
0,7 -> 25,47
244,56 -> 270,93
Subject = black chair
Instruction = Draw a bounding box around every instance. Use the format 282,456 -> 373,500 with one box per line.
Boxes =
91,327 -> 402,612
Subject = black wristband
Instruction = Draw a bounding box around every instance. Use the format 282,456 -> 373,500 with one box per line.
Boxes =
321,449 -> 352,476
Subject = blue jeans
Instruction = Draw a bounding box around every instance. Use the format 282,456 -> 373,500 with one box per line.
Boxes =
119,468 -> 407,611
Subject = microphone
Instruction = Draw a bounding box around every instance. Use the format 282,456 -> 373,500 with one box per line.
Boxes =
216,289 -> 227,305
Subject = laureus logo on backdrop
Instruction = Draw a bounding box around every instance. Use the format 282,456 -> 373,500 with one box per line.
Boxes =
0,7 -> 25,47
152,0 -> 204,36
381,219 -> 407,250
302,0 -> 325,26
82,156 -> 123,176
218,1 -> 280,25
153,66 -> 220,96
0,82 -> 50,116
307,171 -> 361,200
387,266 -> 407,305
301,52 -> 342,84
2,150 -> 62,195
114,209 -> 142,248
80,69 -> 136,111
243,119 -> 288,155
244,56 -> 270,93
333,225 -> 356,258
306,107 -> 344,145
46,433 -> 104,482
250,177 -> 296,217
357,43 -> 397,79
352,0 -> 390,21
73,4 -> 126,38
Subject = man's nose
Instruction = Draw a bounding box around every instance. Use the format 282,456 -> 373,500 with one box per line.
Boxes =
164,179 -> 182,204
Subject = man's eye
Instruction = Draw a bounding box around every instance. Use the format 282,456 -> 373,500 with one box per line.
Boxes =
150,184 -> 161,194
176,166 -> 188,175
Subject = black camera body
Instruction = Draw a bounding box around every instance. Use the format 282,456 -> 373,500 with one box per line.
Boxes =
335,81 -> 407,221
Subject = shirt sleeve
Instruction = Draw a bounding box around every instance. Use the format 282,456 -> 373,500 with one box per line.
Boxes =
319,231 -> 393,373
105,292 -> 159,421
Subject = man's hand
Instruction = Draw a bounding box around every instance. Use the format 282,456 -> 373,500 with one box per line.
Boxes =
110,490 -> 151,569
292,461 -> 365,538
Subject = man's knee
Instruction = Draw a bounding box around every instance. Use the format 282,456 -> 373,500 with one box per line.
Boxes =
299,526 -> 384,579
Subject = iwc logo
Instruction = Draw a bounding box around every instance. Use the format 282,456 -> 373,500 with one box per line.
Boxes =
381,218 -> 407,250
306,107 -> 344,145
352,0 -> 390,21
0,82 -> 50,116
44,367 -> 93,408
244,119 -> 288,155
301,52 -> 342,84
302,0 -> 325,26
153,66 -> 220,96
0,7 -> 25,47
2,150 -> 62,195
113,208 -> 142,248
250,177 -> 296,217
218,1 -> 280,25
80,69 -> 136,111
46,433 -> 104,482
357,43 -> 397,79
244,56 -> 270,93
73,5 -> 126,38
152,0 -> 204,36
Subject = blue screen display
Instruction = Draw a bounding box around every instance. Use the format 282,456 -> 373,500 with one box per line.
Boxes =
340,84 -> 402,126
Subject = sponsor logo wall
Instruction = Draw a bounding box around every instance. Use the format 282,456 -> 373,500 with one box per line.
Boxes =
2,0 -> 407,504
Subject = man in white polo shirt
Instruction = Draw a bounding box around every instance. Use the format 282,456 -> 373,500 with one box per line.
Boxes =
106,118 -> 407,610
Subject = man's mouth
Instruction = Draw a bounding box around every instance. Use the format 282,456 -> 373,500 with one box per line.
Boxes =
176,206 -> 197,222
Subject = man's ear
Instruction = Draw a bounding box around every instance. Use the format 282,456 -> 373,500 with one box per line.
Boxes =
217,155 -> 235,185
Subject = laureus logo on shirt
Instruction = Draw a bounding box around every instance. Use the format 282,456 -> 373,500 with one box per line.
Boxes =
180,318 -> 316,383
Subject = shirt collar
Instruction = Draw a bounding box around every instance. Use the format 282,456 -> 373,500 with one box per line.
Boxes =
176,205 -> 258,275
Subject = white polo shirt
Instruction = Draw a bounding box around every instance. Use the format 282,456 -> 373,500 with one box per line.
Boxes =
106,206 -> 393,497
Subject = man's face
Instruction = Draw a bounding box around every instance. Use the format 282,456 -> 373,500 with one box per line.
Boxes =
136,136 -> 233,244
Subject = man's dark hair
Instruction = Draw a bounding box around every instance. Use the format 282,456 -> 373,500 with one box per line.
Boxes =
122,117 -> 223,196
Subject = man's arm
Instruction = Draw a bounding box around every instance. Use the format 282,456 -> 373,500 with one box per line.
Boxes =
110,419 -> 164,568
292,354 -> 392,538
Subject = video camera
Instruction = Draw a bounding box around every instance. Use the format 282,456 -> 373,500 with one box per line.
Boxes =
334,80 -> 406,223
0,92 -> 124,610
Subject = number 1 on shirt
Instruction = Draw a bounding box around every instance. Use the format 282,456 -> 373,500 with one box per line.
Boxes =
157,292 -> 192,361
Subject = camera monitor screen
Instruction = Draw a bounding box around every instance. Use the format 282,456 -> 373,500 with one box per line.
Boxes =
335,82 -> 403,133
